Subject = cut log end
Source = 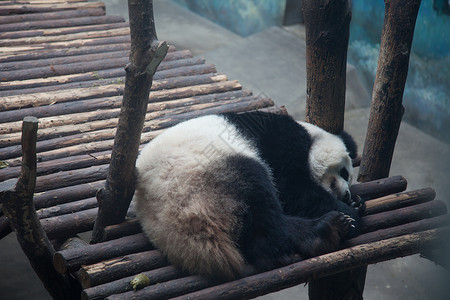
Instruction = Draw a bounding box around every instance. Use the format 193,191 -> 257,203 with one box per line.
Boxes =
53,252 -> 68,275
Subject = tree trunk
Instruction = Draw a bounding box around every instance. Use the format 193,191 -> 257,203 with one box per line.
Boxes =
302,0 -> 351,134
91,0 -> 168,243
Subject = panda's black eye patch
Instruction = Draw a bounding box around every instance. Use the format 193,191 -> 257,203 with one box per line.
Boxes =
340,168 -> 349,181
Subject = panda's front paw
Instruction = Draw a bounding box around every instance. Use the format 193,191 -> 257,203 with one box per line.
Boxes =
350,195 -> 366,216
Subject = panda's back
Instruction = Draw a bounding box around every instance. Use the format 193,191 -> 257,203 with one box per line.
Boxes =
133,115 -> 267,278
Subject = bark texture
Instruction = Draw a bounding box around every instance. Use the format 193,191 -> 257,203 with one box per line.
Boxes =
302,0 -> 351,134
0,117 -> 81,299
358,0 -> 422,182
91,0 -> 168,243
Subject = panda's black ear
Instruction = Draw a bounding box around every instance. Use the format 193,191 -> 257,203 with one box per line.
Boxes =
339,131 -> 358,159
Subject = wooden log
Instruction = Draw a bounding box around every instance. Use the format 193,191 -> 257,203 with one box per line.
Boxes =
0,15 -> 125,35
302,0 -> 351,134
358,0 -> 422,182
0,42 -> 130,63
0,116 -> 81,299
37,197 -> 98,219
33,165 -> 108,193
0,83 -> 124,111
2,26 -> 131,49
1,23 -> 125,40
345,215 -> 450,248
81,266 -> 182,300
53,233 -> 152,274
33,180 -> 104,209
0,2 -> 105,15
102,219 -> 141,241
361,200 -> 447,234
167,227 -> 449,300
1,34 -> 131,55
41,207 -> 98,240
365,187 -> 436,215
0,8 -> 105,25
349,175 -> 407,200
79,250 -> 168,288
107,275 -> 214,300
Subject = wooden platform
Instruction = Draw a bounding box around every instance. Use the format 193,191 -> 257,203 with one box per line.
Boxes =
0,0 -> 278,235
1,1 -> 448,300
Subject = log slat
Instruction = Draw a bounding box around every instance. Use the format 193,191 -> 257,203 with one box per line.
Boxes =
0,8 -> 105,25
0,2 -> 105,16
364,187 -> 436,215
0,15 -> 125,35
81,266 -> 183,300
79,250 -> 168,288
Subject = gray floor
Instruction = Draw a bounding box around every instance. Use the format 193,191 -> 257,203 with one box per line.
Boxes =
1,0 -> 449,299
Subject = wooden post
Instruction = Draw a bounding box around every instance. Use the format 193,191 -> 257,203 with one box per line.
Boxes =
302,0 -> 364,298
91,0 -> 168,243
0,117 -> 81,299
358,0 -> 421,182
353,0 -> 421,297
302,0 -> 351,134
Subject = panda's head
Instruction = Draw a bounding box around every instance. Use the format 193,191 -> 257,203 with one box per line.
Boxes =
300,122 -> 357,203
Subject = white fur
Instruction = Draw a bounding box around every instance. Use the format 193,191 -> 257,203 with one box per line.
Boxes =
299,122 -> 353,200
133,115 -> 264,278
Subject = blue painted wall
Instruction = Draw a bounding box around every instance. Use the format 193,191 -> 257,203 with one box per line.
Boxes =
172,0 -> 286,37
349,0 -> 450,142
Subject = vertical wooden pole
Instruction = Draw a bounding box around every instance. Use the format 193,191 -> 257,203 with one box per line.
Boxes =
92,0 -> 168,243
303,0 -> 351,134
302,0 -> 368,299
358,0 -> 421,183
0,117 -> 81,299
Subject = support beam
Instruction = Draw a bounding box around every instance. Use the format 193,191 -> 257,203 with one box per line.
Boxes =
0,117 -> 81,299
302,0 -> 351,134
91,0 -> 168,243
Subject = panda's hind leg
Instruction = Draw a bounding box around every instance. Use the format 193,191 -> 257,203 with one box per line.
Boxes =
223,155 -> 352,272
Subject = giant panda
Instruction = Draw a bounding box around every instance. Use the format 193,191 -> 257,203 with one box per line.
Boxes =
132,111 -> 364,280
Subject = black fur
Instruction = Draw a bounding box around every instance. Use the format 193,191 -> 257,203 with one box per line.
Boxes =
220,112 -> 362,272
